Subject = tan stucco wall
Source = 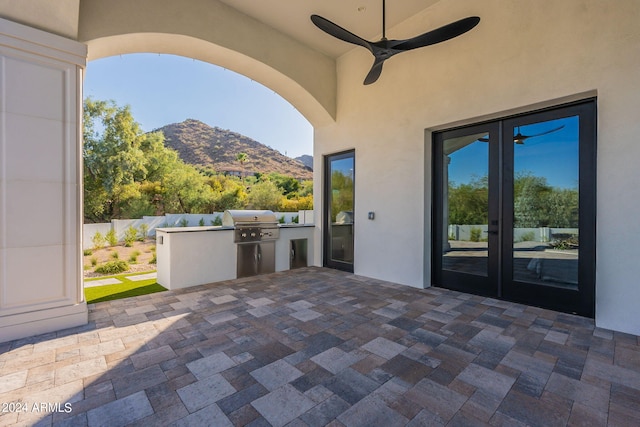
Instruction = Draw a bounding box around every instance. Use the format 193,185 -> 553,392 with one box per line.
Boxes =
77,0 -> 336,127
314,0 -> 640,335
0,0 -> 80,39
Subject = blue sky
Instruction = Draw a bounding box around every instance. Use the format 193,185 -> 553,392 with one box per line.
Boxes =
84,53 -> 314,159
448,116 -> 579,189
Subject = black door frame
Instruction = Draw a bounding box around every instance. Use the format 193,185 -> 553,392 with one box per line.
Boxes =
432,99 -> 596,317
323,149 -> 355,272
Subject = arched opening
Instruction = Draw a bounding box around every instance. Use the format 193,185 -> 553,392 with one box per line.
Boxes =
81,52 -> 317,290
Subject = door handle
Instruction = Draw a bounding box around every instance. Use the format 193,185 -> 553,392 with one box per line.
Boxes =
487,230 -> 499,235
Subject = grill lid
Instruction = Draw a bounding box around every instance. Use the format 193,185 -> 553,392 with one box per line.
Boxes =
222,210 -> 278,227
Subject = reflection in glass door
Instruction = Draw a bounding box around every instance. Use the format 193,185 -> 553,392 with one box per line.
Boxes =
433,123 -> 499,297
510,117 -> 579,289
324,150 -> 354,272
433,100 -> 596,317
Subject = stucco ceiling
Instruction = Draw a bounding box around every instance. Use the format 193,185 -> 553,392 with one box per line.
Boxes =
217,0 -> 442,58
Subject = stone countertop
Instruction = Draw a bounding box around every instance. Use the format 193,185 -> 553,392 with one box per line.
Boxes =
156,224 -> 314,233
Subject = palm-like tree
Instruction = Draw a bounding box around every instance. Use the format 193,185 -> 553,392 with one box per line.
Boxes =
236,152 -> 248,184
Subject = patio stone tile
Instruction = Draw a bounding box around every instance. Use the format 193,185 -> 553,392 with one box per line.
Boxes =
1,267 -> 639,426
55,357 -> 108,386
310,347 -> 364,374
300,394 -> 350,427
86,390 -> 154,427
130,344 -> 176,370
290,308 -> 323,322
457,363 -> 516,399
112,364 -> 166,398
286,300 -> 315,310
322,368 -> 380,405
546,372 -> 608,411
251,384 -> 315,427
337,396 -> 409,427
361,337 -> 407,360
176,373 -> 236,413
173,403 -> 233,427
250,359 -> 303,391
405,377 -> 468,422
0,370 -> 27,394
185,351 -> 236,380
496,390 -> 572,427
247,297 -> 275,307
217,383 -> 268,415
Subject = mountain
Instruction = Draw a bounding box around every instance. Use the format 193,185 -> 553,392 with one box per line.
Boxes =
155,119 -> 313,179
295,155 -> 313,170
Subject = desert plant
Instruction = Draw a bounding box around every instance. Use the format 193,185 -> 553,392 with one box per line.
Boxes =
279,215 -> 286,224
94,260 -> 129,275
211,216 -> 223,226
292,215 -> 299,224
149,254 -> 157,264
111,251 -> 119,259
106,229 -> 118,246
83,249 -> 93,256
124,225 -> 138,247
470,227 -> 482,242
128,250 -> 141,263
139,223 -> 149,241
179,218 -> 189,227
92,231 -> 106,251
199,217 -> 205,226
90,257 -> 98,267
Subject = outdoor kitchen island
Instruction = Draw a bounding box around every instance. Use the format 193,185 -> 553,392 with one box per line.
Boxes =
155,210 -> 314,290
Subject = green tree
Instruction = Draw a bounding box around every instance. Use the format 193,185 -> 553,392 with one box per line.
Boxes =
83,98 -> 148,222
246,180 -> 282,210
447,176 -> 488,225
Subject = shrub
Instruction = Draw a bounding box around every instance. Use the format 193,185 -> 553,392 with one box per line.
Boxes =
179,218 -> 188,227
519,231 -> 536,242
83,249 -> 93,256
124,225 -> 138,247
128,250 -> 141,263
149,254 -> 157,264
111,251 -> 119,259
278,215 -> 286,224
106,229 -> 118,246
211,216 -> 222,226
94,260 -> 129,275
139,223 -> 149,241
470,227 -> 482,242
92,232 -> 106,251
90,257 -> 98,267
292,215 -> 299,224
199,217 -> 205,226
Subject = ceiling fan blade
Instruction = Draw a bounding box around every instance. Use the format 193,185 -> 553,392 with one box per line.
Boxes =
363,59 -> 385,85
524,125 -> 566,139
311,15 -> 373,52
393,16 -> 480,51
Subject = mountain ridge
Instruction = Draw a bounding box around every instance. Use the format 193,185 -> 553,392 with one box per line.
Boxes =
155,119 -> 313,179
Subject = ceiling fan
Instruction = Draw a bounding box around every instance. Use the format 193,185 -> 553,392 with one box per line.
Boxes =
478,125 -> 565,144
310,0 -> 480,85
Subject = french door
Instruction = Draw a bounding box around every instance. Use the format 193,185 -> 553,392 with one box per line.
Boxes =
324,150 -> 355,272
432,100 -> 596,317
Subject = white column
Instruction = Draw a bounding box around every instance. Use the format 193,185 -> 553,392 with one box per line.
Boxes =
0,18 -> 87,342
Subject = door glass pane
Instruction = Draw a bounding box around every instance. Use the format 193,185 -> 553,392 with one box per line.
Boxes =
512,116 -> 579,289
442,133 -> 490,276
329,155 -> 354,264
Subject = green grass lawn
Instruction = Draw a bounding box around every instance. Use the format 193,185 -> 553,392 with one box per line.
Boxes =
84,271 -> 166,304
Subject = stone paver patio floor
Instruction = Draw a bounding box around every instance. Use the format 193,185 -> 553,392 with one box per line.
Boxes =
1,267 -> 639,426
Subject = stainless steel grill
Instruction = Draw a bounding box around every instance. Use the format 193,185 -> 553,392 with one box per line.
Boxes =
222,210 -> 280,278
222,209 -> 280,243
